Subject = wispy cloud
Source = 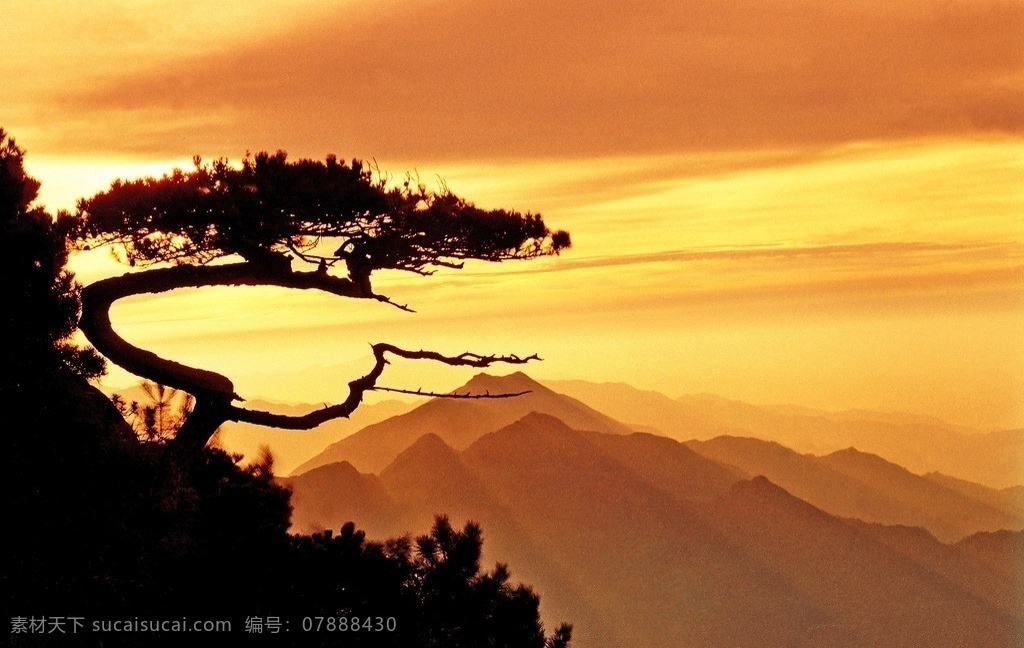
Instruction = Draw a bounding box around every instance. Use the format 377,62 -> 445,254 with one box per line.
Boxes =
354,239 -> 1024,325
499,242 -> 1021,275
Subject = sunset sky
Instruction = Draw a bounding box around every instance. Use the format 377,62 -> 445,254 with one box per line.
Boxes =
6,0 -> 1023,429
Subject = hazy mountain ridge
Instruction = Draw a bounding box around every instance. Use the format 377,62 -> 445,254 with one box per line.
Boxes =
844,520 -> 1023,618
282,376 -> 1023,647
290,372 -> 634,475
376,429 -> 595,618
924,472 -> 1024,511
288,374 -> 1021,540
700,477 -> 1020,647
687,436 -> 1023,542
579,428 -> 743,502
546,379 -> 1024,488
459,414 -> 826,647
278,461 -> 395,537
955,529 -> 1024,577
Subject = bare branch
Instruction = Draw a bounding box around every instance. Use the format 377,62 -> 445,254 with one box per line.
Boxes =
79,259 -> 541,456
372,386 -> 532,399
373,345 -> 540,367
392,264 -> 436,276
227,343 -> 539,430
429,259 -> 465,270
79,262 -> 368,400
373,293 -> 416,313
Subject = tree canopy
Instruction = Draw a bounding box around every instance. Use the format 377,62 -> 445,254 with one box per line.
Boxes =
77,151 -> 569,286
73,151 -> 570,458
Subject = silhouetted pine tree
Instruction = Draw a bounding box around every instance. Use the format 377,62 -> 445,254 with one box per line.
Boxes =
4,130 -> 571,647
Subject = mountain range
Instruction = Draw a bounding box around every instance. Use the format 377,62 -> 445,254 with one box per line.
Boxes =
279,372 -> 1023,647
547,379 -> 1024,488
686,436 -> 1023,542
290,372 -> 633,475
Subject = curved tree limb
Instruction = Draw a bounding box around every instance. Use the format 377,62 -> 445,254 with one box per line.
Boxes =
372,293 -> 416,313
371,387 -> 531,399
79,261 -> 366,401
227,343 -> 538,430
79,265 -> 540,459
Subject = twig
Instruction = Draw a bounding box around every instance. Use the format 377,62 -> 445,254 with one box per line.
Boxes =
372,386 -> 532,399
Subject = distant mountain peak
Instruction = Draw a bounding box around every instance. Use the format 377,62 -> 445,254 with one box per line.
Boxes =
513,411 -> 575,429
822,447 -> 908,472
289,460 -> 362,480
472,413 -> 579,447
466,413 -> 586,460
294,371 -> 635,475
380,432 -> 462,478
397,432 -> 457,457
831,446 -> 862,455
737,474 -> 779,492
731,475 -> 805,504
461,371 -> 546,394
727,475 -> 834,521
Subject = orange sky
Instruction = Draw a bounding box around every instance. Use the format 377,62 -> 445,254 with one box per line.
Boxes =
6,1 -> 1023,429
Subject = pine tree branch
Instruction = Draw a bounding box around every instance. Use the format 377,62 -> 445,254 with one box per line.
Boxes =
371,386 -> 531,399
79,261 -> 369,399
227,343 -> 539,430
